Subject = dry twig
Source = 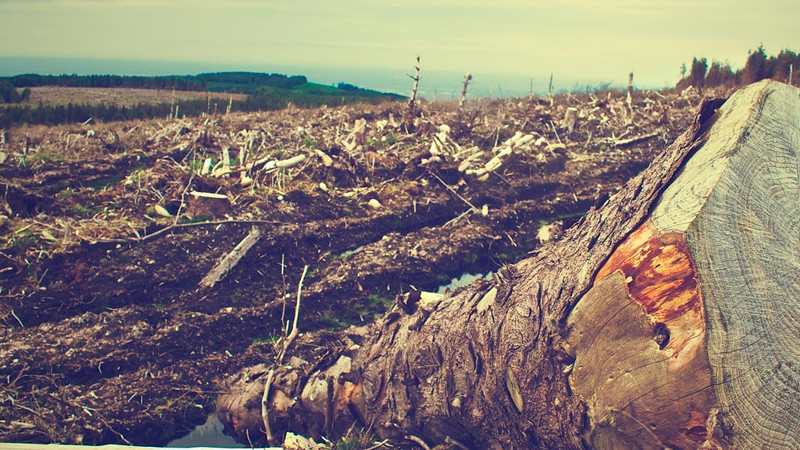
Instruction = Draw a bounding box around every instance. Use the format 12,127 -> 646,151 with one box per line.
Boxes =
263,264 -> 308,445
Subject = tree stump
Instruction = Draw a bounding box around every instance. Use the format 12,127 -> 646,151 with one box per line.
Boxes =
217,80 -> 800,448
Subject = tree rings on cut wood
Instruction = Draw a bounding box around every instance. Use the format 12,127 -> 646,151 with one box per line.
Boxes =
666,80 -> 800,449
565,80 -> 800,448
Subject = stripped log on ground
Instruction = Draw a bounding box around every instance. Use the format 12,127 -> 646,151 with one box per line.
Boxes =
217,79 -> 799,448
199,226 -> 262,289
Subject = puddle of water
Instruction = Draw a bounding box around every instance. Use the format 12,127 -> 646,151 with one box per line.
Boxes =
166,414 -> 245,448
436,272 -> 493,294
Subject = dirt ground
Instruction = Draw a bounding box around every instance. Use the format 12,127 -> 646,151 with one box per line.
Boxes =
0,86 -> 703,445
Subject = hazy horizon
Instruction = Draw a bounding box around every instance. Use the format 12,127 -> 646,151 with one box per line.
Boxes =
1,0 -> 797,97
0,55 -> 622,99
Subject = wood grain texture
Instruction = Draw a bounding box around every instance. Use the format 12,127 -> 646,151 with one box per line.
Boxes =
675,80 -> 800,448
566,226 -> 714,449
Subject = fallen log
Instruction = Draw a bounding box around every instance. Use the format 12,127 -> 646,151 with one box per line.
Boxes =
217,80 -> 800,448
199,226 -> 262,289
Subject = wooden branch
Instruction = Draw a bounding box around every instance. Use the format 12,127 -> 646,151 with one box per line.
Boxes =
199,226 -> 262,289
263,264 -> 307,445
173,173 -> 195,225
405,56 -> 421,128
426,170 -> 479,213
626,72 -> 634,122
274,154 -> 306,169
608,131 -> 659,147
459,73 -> 472,109
189,190 -> 227,200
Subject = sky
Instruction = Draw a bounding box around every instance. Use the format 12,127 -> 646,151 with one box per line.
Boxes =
0,0 -> 797,95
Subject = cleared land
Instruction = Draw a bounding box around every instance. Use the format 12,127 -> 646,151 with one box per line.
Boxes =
0,86 -> 702,445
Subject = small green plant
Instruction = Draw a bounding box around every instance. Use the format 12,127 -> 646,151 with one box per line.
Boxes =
252,332 -> 281,346
334,428 -> 378,450
90,174 -> 124,191
366,293 -> 391,308
72,204 -> 95,217
301,135 -> 318,149
33,151 -> 62,164
317,312 -> 346,330
187,156 -> 208,173
384,131 -> 398,146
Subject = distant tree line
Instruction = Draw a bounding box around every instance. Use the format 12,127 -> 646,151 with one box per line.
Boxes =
0,72 -> 309,93
4,74 -> 206,91
678,46 -> 799,91
336,82 -> 364,92
195,72 -> 308,92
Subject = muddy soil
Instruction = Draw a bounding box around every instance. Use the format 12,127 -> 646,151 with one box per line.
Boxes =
0,87 -> 703,445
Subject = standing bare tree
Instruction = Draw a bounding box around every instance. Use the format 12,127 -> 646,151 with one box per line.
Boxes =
219,80 -> 800,449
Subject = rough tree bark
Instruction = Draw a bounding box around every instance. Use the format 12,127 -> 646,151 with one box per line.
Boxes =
217,80 -> 800,448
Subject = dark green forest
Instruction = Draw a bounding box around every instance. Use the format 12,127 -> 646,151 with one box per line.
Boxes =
0,71 -> 404,127
1,72 -> 309,93
678,45 -> 798,91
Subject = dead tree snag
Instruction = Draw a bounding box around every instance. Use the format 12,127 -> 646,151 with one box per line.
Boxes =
218,80 -> 800,448
405,56 -> 421,130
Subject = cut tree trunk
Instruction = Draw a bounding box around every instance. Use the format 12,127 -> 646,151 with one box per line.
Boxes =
217,80 -> 800,449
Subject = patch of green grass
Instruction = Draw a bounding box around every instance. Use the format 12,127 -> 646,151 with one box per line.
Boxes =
72,204 -> 97,217
33,151 -> 62,164
294,83 -> 340,94
334,428 -> 378,450
251,333 -> 281,346
187,156 -> 210,173
383,131 -> 398,146
90,174 -> 124,191
317,312 -> 346,330
301,135 -> 318,149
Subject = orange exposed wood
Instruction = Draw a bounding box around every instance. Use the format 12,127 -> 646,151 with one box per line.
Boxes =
596,220 -> 706,370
